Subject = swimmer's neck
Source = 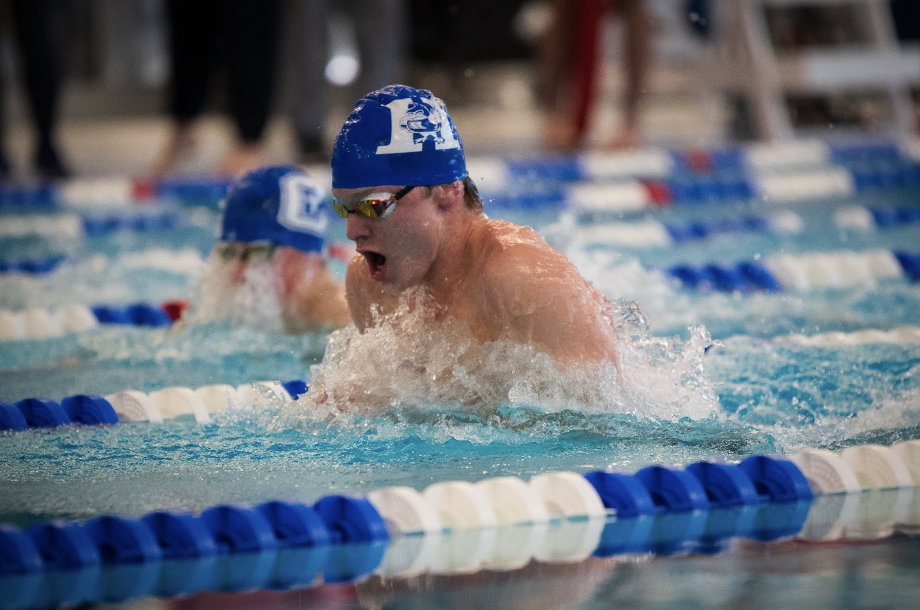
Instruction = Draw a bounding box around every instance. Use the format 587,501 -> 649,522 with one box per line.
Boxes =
423,211 -> 487,303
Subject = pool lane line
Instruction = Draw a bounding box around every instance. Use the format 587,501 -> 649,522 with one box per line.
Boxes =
0,380 -> 307,429
0,247 -> 205,277
664,248 -> 920,293
0,140 -> 916,214
0,301 -> 190,343
2,442 -> 919,607
0,210 -> 192,240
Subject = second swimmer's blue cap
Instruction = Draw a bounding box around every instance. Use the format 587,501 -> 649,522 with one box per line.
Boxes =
220,165 -> 328,253
332,84 -> 468,189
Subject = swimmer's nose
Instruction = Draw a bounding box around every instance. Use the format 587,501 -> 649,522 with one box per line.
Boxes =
345,214 -> 370,243
230,259 -> 247,284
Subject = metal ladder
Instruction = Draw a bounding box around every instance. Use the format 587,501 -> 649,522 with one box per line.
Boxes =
714,0 -> 920,140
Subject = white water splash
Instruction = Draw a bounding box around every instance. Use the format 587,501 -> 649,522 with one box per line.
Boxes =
284,288 -> 720,422
188,252 -> 285,333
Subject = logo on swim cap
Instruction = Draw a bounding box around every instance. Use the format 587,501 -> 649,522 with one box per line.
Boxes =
332,84 -> 467,189
221,165 -> 327,253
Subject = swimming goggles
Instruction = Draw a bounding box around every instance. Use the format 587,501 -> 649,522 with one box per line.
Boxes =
332,185 -> 415,219
215,241 -> 277,263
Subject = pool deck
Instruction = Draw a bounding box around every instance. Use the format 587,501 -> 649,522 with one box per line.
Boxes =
2,62 -> 725,181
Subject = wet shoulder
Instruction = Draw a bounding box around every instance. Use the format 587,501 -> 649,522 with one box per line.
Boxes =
476,219 -> 569,271
472,219 -> 575,299
476,219 -> 552,257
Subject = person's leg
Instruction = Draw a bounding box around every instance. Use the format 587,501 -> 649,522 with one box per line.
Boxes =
569,0 -> 606,148
538,0 -> 576,149
283,0 -> 330,162
349,0 -> 406,95
152,0 -> 221,177
221,0 -> 282,176
11,0 -> 72,179
0,28 -> 10,181
606,0 -> 649,149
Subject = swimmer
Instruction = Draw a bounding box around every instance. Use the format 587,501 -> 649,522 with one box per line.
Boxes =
194,165 -> 350,333
330,85 -> 620,369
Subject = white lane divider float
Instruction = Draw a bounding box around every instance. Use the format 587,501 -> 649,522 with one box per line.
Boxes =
104,390 -> 164,424
834,206 -> 876,230
564,180 -> 651,214
235,381 -> 294,410
755,168 -> 855,203
367,486 -> 443,535
776,326 -> 920,346
762,249 -> 903,290
196,384 -> 244,413
149,387 -> 211,424
580,148 -> 674,180
477,476 -> 551,525
792,441 -> 920,541
118,248 -> 204,274
0,305 -> 99,342
840,444 -> 915,490
369,483 -> 491,577
745,140 -> 831,170
530,471 -> 607,519
0,214 -> 84,238
58,178 -> 136,210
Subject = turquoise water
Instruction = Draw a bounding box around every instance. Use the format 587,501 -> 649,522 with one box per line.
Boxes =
1,173 -> 920,608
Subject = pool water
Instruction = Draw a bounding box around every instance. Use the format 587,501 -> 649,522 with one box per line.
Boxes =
1,145 -> 920,609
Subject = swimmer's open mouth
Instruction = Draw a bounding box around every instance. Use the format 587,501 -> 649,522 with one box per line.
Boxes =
362,251 -> 386,275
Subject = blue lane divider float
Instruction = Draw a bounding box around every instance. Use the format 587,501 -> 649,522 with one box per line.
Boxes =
0,256 -> 65,275
0,185 -> 56,210
0,496 -> 388,607
79,210 -> 188,236
666,261 -> 783,293
665,249 -> 920,293
5,396 -> 119,429
90,303 -> 172,328
3,440 -> 920,607
586,456 -> 812,517
152,176 -> 233,207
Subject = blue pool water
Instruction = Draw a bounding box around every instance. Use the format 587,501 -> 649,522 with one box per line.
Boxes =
2,147 -> 920,608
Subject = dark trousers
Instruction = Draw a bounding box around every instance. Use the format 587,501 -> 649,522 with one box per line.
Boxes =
165,0 -> 281,143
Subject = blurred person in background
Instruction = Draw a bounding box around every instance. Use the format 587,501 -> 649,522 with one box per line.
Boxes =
538,0 -> 650,151
151,0 -> 282,178
193,164 -> 351,333
283,0 -> 407,163
0,0 -> 73,181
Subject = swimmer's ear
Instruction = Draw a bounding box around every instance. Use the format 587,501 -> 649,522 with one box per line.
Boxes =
432,180 -> 464,211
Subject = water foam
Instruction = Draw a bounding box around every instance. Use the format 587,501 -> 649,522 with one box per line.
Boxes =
284,288 -> 720,424
189,252 -> 285,332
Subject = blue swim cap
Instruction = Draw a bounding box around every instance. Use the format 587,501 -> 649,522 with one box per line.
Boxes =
220,165 -> 328,253
332,84 -> 468,189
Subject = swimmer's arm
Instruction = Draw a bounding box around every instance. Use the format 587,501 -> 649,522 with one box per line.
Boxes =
482,246 -> 620,368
